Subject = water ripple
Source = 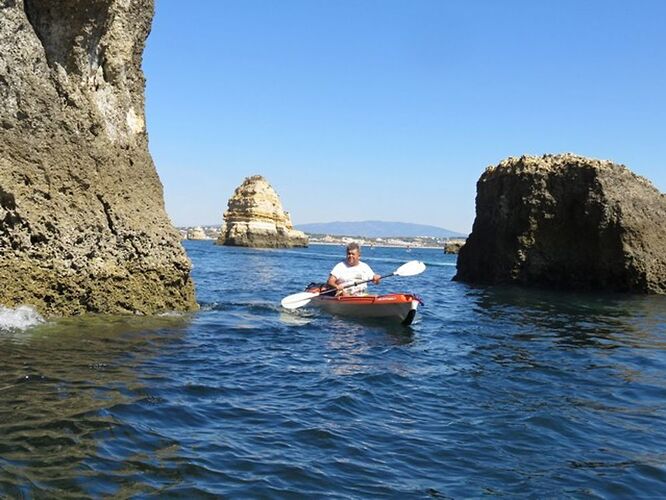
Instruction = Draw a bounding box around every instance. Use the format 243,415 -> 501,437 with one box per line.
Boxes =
2,243 -> 666,497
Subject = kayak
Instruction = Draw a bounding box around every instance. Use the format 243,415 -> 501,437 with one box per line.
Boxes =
311,293 -> 422,326
287,263 -> 427,325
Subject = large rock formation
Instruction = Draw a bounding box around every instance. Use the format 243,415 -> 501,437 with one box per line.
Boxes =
217,175 -> 308,248
454,154 -> 666,294
0,0 -> 197,316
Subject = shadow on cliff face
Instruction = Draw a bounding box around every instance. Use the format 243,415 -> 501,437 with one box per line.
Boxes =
24,0 -> 111,78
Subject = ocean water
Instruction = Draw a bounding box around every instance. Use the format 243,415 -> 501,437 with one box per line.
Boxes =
1,241 -> 665,498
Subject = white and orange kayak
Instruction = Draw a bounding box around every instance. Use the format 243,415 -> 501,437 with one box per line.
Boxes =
281,262 -> 427,324
311,293 -> 422,326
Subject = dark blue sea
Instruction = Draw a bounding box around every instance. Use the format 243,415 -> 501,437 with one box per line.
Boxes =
1,241 -> 665,498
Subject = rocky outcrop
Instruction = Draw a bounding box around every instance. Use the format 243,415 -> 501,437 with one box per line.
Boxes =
454,154 -> 666,294
217,175 -> 308,248
186,226 -> 207,240
444,240 -> 466,254
0,0 -> 197,316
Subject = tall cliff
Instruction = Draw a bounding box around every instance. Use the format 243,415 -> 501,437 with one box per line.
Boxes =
217,175 -> 308,248
0,0 -> 197,316
454,154 -> 666,294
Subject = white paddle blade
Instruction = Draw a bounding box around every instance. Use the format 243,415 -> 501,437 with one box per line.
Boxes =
393,260 -> 426,277
281,291 -> 318,310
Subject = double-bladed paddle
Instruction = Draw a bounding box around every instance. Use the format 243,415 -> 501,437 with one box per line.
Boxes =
280,260 -> 426,310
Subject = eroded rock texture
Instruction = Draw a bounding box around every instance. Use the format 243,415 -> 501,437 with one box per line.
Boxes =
455,154 -> 666,294
0,0 -> 197,315
217,175 -> 308,248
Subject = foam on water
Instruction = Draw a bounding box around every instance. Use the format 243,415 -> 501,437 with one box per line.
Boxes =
0,305 -> 45,331
158,310 -> 185,317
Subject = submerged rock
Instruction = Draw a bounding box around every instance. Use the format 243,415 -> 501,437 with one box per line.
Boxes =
217,175 -> 308,248
455,154 -> 666,294
0,0 -> 197,316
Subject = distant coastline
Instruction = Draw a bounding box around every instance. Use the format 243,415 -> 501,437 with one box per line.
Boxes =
295,220 -> 466,239
177,225 -> 465,250
309,241 -> 443,250
307,234 -> 459,250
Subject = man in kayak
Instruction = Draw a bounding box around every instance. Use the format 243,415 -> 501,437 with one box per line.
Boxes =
327,243 -> 381,296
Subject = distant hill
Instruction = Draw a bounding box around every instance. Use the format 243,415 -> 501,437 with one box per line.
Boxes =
295,220 -> 466,238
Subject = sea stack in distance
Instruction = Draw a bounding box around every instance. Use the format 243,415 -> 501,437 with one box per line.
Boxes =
217,175 -> 308,248
0,0 -> 198,316
187,227 -> 208,240
455,154 -> 666,294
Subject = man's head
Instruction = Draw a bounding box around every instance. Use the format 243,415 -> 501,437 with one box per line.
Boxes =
346,242 -> 361,266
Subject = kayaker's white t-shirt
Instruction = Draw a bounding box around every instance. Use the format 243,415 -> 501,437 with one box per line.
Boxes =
330,261 -> 375,295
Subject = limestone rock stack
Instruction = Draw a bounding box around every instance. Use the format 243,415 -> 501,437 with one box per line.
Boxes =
0,0 -> 197,316
217,175 -> 308,248
454,154 -> 666,293
187,227 -> 207,240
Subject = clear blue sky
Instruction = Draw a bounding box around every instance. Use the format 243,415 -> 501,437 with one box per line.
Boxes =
143,0 -> 665,234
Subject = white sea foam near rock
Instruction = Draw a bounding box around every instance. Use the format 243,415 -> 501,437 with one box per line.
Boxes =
0,306 -> 45,331
158,311 -> 186,317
